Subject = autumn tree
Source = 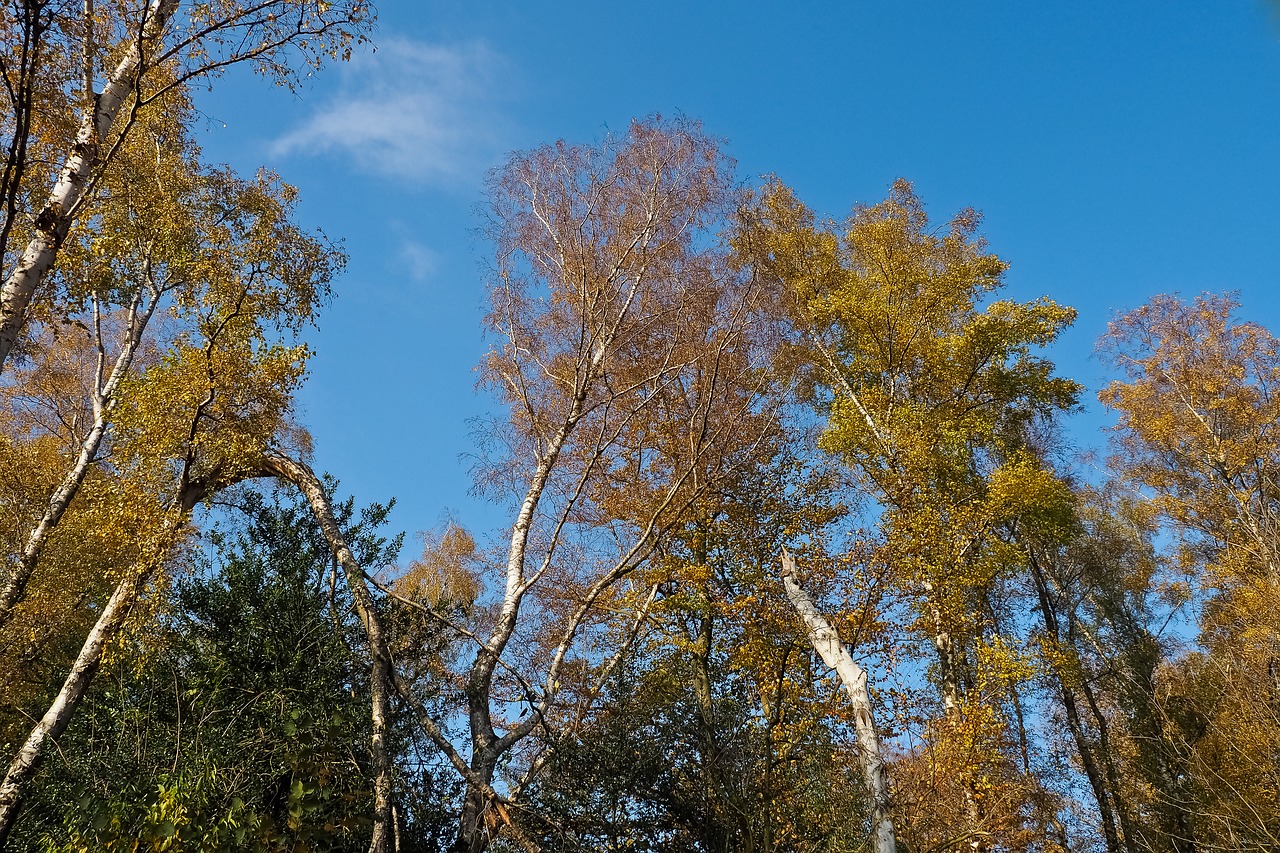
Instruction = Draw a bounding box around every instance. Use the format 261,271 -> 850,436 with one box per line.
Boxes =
745,179 -> 1079,851
0,128 -> 343,840
0,78 -> 339,627
2,483 -> 458,851
1098,292 -> 1280,849
0,7 -> 441,845
0,0 -> 371,372
367,117 -> 782,853
512,439 -> 880,853
642,467 -> 867,853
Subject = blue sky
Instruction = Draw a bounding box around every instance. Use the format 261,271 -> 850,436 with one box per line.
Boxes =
192,1 -> 1280,539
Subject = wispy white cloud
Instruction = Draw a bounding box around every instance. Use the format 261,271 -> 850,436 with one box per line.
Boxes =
398,238 -> 440,283
272,38 -> 512,187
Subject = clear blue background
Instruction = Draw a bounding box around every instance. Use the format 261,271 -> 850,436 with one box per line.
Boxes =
193,0 -> 1280,540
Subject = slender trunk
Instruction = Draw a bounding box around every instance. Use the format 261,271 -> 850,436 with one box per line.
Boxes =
1079,677 -> 1139,853
0,570 -> 142,843
1126,673 -> 1199,853
0,293 -> 155,629
780,552 -> 895,853
262,455 -> 393,853
919,581 -> 987,850
690,520 -> 731,845
0,0 -> 178,372
1088,608 -> 1199,853
691,607 -> 734,850
1058,684 -> 1123,852
0,415 -> 111,628
760,645 -> 791,853
450,393 -> 591,853
921,588 -> 962,716
0,466 -> 231,843
1026,549 -> 1123,853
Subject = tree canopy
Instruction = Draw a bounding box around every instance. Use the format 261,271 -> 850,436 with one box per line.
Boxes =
0,16 -> 1277,852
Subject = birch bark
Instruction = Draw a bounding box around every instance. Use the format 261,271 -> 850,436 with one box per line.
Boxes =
780,551 -> 896,853
441,118 -> 753,853
0,470 -> 212,843
263,454 -> 393,853
0,0 -> 178,372
0,292 -> 158,629
0,570 -> 144,843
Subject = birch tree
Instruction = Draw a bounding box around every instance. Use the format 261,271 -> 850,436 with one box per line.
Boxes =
391,117 -> 778,853
507,442 -> 886,851
780,549 -> 896,853
262,453 -> 398,853
745,179 -> 1079,851
0,9 -> 402,843
15,485 -> 417,851
0,0 -> 371,372
0,92 -> 337,627
1023,487 -> 1172,853
1099,293 -> 1280,850
0,156 -> 341,842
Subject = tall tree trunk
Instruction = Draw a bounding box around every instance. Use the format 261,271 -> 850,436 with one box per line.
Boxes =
0,0 -> 178,373
0,469 -> 228,842
780,552 -> 895,853
263,455 -> 393,853
452,759 -> 496,853
691,607 -> 734,851
447,389 -> 592,853
1125,672 -> 1200,853
1059,685 -> 1123,851
1092,605 -> 1198,853
924,596 -> 964,717
690,520 -> 733,848
0,569 -> 142,843
1027,548 -> 1124,853
1079,676 -> 1139,853
0,291 -> 156,629
920,590 -> 987,850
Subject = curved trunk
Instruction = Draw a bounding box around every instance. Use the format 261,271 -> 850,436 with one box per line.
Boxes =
263,454 -> 393,853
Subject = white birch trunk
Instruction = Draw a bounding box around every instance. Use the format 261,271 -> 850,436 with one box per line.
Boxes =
263,454 -> 393,853
780,551 -> 896,853
0,463 -> 228,842
0,294 -> 156,629
0,569 -> 143,842
0,0 -> 178,372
